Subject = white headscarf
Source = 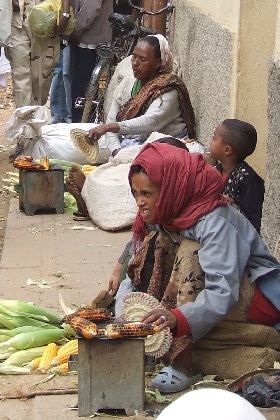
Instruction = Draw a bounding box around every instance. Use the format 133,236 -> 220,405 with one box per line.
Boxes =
148,34 -> 173,73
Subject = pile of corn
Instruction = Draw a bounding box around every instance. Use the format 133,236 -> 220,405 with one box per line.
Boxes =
0,299 -> 76,374
28,339 -> 78,374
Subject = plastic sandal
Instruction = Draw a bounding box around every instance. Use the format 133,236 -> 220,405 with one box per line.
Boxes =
149,366 -> 203,394
73,211 -> 91,221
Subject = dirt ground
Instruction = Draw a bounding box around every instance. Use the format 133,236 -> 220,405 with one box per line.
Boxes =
0,76 -> 15,261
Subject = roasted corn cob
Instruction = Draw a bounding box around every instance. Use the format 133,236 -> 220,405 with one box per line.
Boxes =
38,343 -> 58,372
66,317 -> 98,339
104,322 -> 161,339
50,339 -> 78,367
62,308 -> 112,323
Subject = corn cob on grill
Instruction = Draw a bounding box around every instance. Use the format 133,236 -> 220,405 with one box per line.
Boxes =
13,155 -> 46,171
104,322 -> 161,339
62,308 -> 112,323
66,317 -> 98,339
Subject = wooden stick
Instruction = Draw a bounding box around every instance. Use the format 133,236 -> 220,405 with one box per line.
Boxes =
0,388 -> 78,400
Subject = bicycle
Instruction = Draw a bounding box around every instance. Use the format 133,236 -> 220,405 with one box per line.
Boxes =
76,0 -> 175,124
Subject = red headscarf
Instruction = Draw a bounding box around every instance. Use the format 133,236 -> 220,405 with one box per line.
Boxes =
128,142 -> 227,241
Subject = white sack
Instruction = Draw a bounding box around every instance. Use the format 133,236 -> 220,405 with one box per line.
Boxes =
5,106 -> 48,141
81,145 -> 141,231
5,107 -> 109,164
26,123 -> 98,164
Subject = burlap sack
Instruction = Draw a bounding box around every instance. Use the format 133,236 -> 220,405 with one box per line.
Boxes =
192,273 -> 280,378
193,346 -> 280,379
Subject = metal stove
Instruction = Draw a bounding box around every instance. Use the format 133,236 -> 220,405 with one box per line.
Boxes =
15,164 -> 65,216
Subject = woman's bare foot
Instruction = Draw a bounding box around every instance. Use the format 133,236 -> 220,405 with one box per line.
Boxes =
68,165 -> 86,192
66,169 -> 89,216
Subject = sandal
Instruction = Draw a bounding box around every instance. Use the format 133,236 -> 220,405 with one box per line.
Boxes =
73,211 -> 91,221
149,366 -> 202,394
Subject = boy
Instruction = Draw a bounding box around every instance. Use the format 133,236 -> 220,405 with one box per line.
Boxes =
210,119 -> 264,233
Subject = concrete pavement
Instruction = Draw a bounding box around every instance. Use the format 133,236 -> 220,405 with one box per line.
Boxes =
0,197 -> 132,419
0,199 -> 279,420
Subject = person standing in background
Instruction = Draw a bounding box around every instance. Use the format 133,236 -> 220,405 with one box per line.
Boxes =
69,0 -> 113,123
48,37 -> 72,124
5,0 -> 71,108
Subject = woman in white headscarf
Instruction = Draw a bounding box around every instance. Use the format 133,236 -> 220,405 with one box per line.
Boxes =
86,34 -> 196,157
66,34 -> 196,221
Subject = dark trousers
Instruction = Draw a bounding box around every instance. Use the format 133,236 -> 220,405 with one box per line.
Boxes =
70,45 -> 97,123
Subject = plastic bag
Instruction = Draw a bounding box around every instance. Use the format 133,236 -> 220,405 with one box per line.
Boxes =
29,0 -> 75,38
5,106 -> 48,141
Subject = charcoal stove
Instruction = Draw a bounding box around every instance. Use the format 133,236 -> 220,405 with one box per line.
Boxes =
15,164 -> 65,216
78,337 -> 145,416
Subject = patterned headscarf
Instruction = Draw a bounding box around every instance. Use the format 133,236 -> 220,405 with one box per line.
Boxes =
148,34 -> 173,73
129,143 -> 227,241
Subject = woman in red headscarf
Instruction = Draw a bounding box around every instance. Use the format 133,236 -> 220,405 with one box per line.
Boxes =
115,141 -> 280,394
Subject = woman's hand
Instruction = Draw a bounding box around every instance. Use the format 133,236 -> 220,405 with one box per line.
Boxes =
141,309 -> 177,331
87,123 -> 120,144
87,125 -> 108,144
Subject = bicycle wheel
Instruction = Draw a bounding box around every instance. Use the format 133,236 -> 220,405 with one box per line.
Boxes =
81,58 -> 111,124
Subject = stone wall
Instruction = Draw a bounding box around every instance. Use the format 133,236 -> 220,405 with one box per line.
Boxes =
262,58 -> 280,253
171,0 -> 233,145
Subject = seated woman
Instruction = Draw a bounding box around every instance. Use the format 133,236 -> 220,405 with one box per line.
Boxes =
66,34 -> 196,220
113,141 -> 280,393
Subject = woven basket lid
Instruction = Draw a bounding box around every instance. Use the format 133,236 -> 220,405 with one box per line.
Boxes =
122,292 -> 173,358
70,128 -> 99,164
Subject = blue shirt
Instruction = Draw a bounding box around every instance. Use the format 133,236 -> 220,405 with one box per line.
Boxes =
177,205 -> 279,342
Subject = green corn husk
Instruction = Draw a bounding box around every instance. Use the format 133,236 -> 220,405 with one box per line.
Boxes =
49,159 -> 82,170
0,313 -> 59,330
0,328 -> 71,350
0,326 -> 58,337
0,335 -> 10,343
0,328 -> 69,350
3,346 -> 47,366
0,364 -> 31,375
0,300 -> 62,324
0,350 -> 16,361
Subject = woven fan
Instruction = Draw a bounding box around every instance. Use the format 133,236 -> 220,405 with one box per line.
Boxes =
70,128 -> 99,164
122,292 -> 173,358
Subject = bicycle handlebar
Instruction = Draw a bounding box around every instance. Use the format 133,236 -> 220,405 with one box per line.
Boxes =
128,0 -> 175,16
